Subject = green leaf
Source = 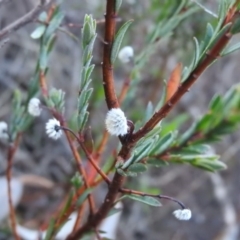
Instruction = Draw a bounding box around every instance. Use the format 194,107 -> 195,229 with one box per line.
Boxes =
117,168 -> 128,176
200,23 -> 214,53
38,11 -> 48,22
111,20 -> 133,63
44,11 -> 64,41
76,188 -> 93,207
44,219 -> 55,240
128,163 -> 148,173
193,159 -> 227,172
144,101 -> 153,123
31,25 -> 46,39
147,159 -> 169,167
193,37 -> 200,68
209,95 -> 223,112
121,194 -> 162,207
222,42 -> 240,56
59,190 -> 74,220
150,131 -> 177,155
115,0 -> 122,12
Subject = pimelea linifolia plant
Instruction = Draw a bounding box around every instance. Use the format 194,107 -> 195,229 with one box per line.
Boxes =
2,1 -> 240,239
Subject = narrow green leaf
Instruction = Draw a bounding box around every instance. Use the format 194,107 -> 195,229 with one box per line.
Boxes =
193,37 -> 200,68
31,25 -> 46,39
44,11 -> 64,41
147,159 -> 169,167
115,0 -> 122,13
111,20 -> 133,63
121,194 -> 162,207
150,131 -> 177,155
222,42 -> 240,56
44,219 -> 55,240
128,163 -> 148,173
192,160 -> 227,172
76,188 -> 93,207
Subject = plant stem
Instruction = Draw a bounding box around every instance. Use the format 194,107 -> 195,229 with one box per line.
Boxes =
102,0 -> 119,109
6,134 -> 21,240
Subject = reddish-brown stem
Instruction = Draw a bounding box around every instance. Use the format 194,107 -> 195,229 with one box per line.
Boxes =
118,77 -> 131,104
6,134 -> 21,240
131,27 -> 233,143
60,126 -> 111,185
102,0 -> 119,109
60,121 -> 95,212
39,71 -> 48,98
67,172 -> 124,240
72,202 -> 85,233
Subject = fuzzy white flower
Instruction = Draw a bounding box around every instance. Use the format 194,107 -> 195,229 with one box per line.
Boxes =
118,46 -> 134,63
28,98 -> 42,117
0,121 -> 9,140
173,208 -> 192,221
105,108 -> 128,136
45,118 -> 62,140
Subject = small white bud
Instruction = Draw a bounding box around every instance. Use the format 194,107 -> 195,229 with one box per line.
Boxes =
28,98 -> 42,117
118,46 -> 134,63
105,108 -> 128,136
45,118 -> 62,140
0,121 -> 9,140
173,208 -> 192,221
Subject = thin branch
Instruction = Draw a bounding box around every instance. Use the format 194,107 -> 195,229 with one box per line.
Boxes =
60,126 -> 111,185
102,0 -> 119,109
6,134 -> 21,240
66,172 -> 124,240
119,188 -> 186,209
57,118 -> 95,215
131,9 -> 236,143
0,0 -> 52,40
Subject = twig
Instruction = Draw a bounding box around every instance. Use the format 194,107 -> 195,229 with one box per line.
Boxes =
102,0 -> 119,109
118,77 -> 131,104
72,202 -> 85,233
60,126 -> 111,185
67,3 -> 240,239
58,119 -> 95,215
66,171 -> 124,240
0,0 -> 52,40
119,188 -> 186,209
6,134 -> 21,240
131,8 -> 236,143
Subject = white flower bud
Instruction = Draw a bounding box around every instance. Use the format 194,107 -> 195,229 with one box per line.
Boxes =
45,118 -> 62,140
173,208 -> 192,221
0,121 -> 9,140
28,98 -> 42,117
118,46 -> 134,63
105,108 -> 128,136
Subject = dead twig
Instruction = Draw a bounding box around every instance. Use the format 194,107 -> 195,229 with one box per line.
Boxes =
0,0 -> 52,40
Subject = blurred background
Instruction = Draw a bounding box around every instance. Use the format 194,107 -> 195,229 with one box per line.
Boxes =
0,0 -> 240,239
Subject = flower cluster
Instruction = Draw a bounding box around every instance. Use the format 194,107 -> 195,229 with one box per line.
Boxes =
45,118 -> 62,140
0,121 -> 9,140
28,98 -> 42,117
118,46 -> 134,63
105,108 -> 128,136
173,208 -> 192,221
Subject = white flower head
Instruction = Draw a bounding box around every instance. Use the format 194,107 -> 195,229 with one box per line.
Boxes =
28,98 -> 42,117
0,121 -> 9,140
173,208 -> 192,221
105,108 -> 128,136
118,46 -> 134,63
45,118 -> 62,140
